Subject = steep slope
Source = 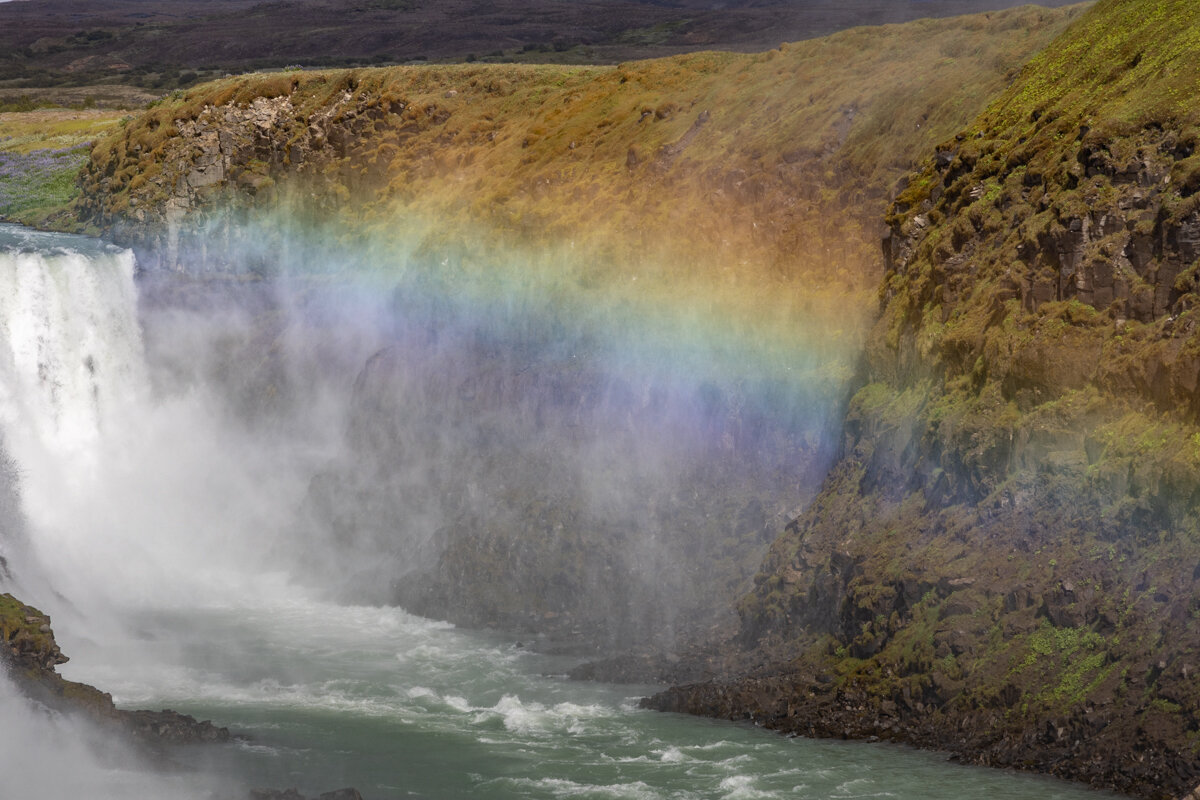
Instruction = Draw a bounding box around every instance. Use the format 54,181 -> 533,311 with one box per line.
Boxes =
650,1 -> 1200,797
72,8 -> 1079,649
75,4 -> 1078,287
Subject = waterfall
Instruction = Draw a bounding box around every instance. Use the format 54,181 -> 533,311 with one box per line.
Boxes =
0,226 -> 1116,800
0,226 -> 318,619
0,231 -> 147,611
0,236 -> 146,476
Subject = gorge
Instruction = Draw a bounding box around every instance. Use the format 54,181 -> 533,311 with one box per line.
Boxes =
2,0 -> 1200,798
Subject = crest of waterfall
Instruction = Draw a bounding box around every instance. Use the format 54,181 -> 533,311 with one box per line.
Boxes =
0,236 -> 147,477
0,226 -> 310,617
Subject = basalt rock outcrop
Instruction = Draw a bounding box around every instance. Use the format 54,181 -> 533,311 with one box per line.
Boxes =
250,789 -> 364,800
0,592 -> 230,746
648,1 -> 1200,798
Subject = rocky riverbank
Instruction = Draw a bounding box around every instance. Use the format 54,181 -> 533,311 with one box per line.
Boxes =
2,591 -> 376,798
1,592 -> 230,745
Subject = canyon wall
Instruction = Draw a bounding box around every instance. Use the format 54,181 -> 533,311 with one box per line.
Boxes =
651,1 -> 1200,797
71,6 -> 1078,649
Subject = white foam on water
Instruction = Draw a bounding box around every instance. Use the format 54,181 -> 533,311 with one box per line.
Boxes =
718,775 -> 775,800
476,693 -> 617,737
235,741 -> 286,757
444,694 -> 473,712
657,746 -> 687,763
830,775 -> 897,798
488,776 -> 665,800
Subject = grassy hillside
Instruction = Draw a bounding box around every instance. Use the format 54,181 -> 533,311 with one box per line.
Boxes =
666,1 -> 1200,797
0,109 -> 127,224
77,4 -> 1080,324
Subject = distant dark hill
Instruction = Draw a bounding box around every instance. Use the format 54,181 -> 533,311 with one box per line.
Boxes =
0,0 -> 1081,91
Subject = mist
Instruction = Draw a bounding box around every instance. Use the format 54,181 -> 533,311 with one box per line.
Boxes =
6,215 -> 861,635
107,216 -> 860,649
0,669 -> 237,799
0,216 -> 866,793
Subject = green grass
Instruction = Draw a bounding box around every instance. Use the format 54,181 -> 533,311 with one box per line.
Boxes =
0,145 -> 91,220
0,109 -> 127,224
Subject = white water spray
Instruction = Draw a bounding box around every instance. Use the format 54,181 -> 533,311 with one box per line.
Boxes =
0,226 -> 1120,800
0,228 -> 333,625
0,242 -> 145,477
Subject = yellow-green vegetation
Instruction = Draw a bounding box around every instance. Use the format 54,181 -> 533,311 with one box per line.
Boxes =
995,0 -> 1200,132
0,592 -> 112,713
0,592 -> 58,668
0,109 -> 126,154
718,0 -> 1200,795
0,109 -> 128,225
75,3 -> 1078,367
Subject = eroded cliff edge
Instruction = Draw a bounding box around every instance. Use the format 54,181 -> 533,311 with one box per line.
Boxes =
648,1 -> 1200,798
68,7 -> 1078,651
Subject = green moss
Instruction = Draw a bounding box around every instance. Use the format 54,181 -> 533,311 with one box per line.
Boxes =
0,593 -> 62,674
1150,697 -> 1183,714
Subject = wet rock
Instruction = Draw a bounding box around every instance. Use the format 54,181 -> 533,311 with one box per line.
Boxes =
123,709 -> 231,744
319,790 -> 365,800
1,594 -> 69,671
249,789 -> 364,800
2,592 -> 233,752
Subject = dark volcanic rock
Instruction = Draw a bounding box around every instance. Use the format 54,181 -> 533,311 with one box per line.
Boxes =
251,790 -> 307,800
250,789 -> 364,800
124,709 -> 231,744
319,790 -> 365,800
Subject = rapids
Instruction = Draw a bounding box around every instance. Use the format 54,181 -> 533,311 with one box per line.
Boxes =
0,224 -> 1115,799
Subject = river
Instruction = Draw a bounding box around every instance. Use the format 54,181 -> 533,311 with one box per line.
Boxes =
0,224 -> 1115,799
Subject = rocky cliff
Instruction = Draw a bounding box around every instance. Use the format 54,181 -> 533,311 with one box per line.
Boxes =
73,7 -> 1080,650
73,5 -> 1076,286
0,592 -> 230,745
649,1 -> 1200,797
